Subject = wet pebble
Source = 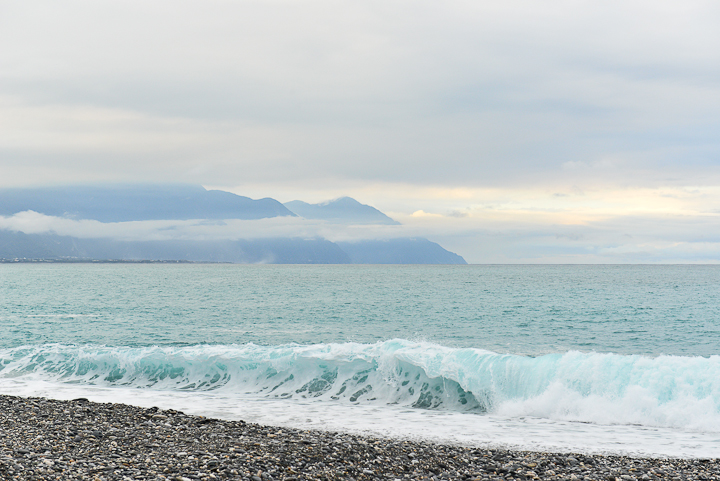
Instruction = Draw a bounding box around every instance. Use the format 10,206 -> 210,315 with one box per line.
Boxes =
0,394 -> 718,480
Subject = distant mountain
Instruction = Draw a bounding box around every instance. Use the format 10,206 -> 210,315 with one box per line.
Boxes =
0,231 -> 466,264
284,197 -> 400,225
337,238 -> 467,264
0,184 -> 468,263
0,184 -> 294,222
0,230 -> 350,264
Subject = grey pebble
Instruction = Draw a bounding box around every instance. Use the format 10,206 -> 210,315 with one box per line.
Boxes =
0,394 -> 718,481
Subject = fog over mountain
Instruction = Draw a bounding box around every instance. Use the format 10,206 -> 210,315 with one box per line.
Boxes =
0,230 -> 351,264
0,230 -> 466,265
0,185 -> 465,264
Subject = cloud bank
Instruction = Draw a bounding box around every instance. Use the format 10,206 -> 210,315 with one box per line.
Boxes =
2,0 -> 720,190
3,200 -> 720,263
2,1 -> 720,262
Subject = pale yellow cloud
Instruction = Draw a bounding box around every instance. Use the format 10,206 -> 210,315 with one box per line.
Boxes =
410,210 -> 444,218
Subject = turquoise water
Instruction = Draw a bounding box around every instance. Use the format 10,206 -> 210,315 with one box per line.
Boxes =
2,264 -> 719,355
1,264 -> 720,457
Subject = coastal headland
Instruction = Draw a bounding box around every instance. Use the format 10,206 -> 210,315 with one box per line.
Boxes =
0,395 -> 717,480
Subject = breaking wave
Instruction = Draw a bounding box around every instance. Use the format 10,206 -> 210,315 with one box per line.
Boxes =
1,339 -> 720,432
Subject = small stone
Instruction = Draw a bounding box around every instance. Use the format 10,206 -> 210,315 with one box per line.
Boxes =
0,394 -> 711,481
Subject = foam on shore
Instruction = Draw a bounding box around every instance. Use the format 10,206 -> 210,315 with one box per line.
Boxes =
0,394 -> 718,481
3,341 -> 720,458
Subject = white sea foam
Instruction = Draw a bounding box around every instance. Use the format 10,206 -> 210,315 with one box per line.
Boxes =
1,340 -> 720,457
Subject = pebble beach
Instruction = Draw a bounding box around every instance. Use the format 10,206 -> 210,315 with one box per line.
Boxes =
0,395 -> 717,481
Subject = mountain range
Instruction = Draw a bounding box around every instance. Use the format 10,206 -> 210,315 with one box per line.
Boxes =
0,185 -> 466,264
0,184 -> 293,222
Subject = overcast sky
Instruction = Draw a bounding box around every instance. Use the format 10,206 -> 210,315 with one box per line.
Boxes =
2,0 -> 720,263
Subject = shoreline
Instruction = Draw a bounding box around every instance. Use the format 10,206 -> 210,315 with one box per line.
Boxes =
0,395 -> 718,480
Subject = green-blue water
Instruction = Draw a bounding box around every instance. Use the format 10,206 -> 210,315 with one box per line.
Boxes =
2,264 -> 719,355
1,264 -> 719,457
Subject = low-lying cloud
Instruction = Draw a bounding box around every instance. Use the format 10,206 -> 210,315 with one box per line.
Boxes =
0,210 -> 407,243
3,205 -> 720,264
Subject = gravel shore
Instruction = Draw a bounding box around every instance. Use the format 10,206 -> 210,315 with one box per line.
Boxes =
0,394 -> 717,481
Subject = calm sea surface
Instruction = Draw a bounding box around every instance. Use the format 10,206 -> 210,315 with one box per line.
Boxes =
1,264 -> 719,457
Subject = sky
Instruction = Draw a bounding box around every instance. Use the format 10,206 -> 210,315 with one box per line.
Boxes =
1,0 -> 720,263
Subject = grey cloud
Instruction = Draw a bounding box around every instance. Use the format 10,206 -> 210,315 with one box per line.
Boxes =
2,1 -> 720,189
432,213 -> 720,264
446,210 -> 469,218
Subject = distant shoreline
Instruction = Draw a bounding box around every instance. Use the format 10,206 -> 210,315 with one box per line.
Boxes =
0,394 -> 717,480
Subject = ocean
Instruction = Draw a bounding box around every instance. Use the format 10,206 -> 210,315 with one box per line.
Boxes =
1,264 -> 719,458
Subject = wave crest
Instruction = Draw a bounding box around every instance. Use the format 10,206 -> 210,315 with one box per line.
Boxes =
2,340 -> 720,431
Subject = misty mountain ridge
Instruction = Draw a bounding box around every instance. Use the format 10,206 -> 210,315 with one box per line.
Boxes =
0,184 -> 466,264
1,185 -> 397,225
0,230 -> 466,265
0,184 -> 294,222
284,197 -> 400,225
